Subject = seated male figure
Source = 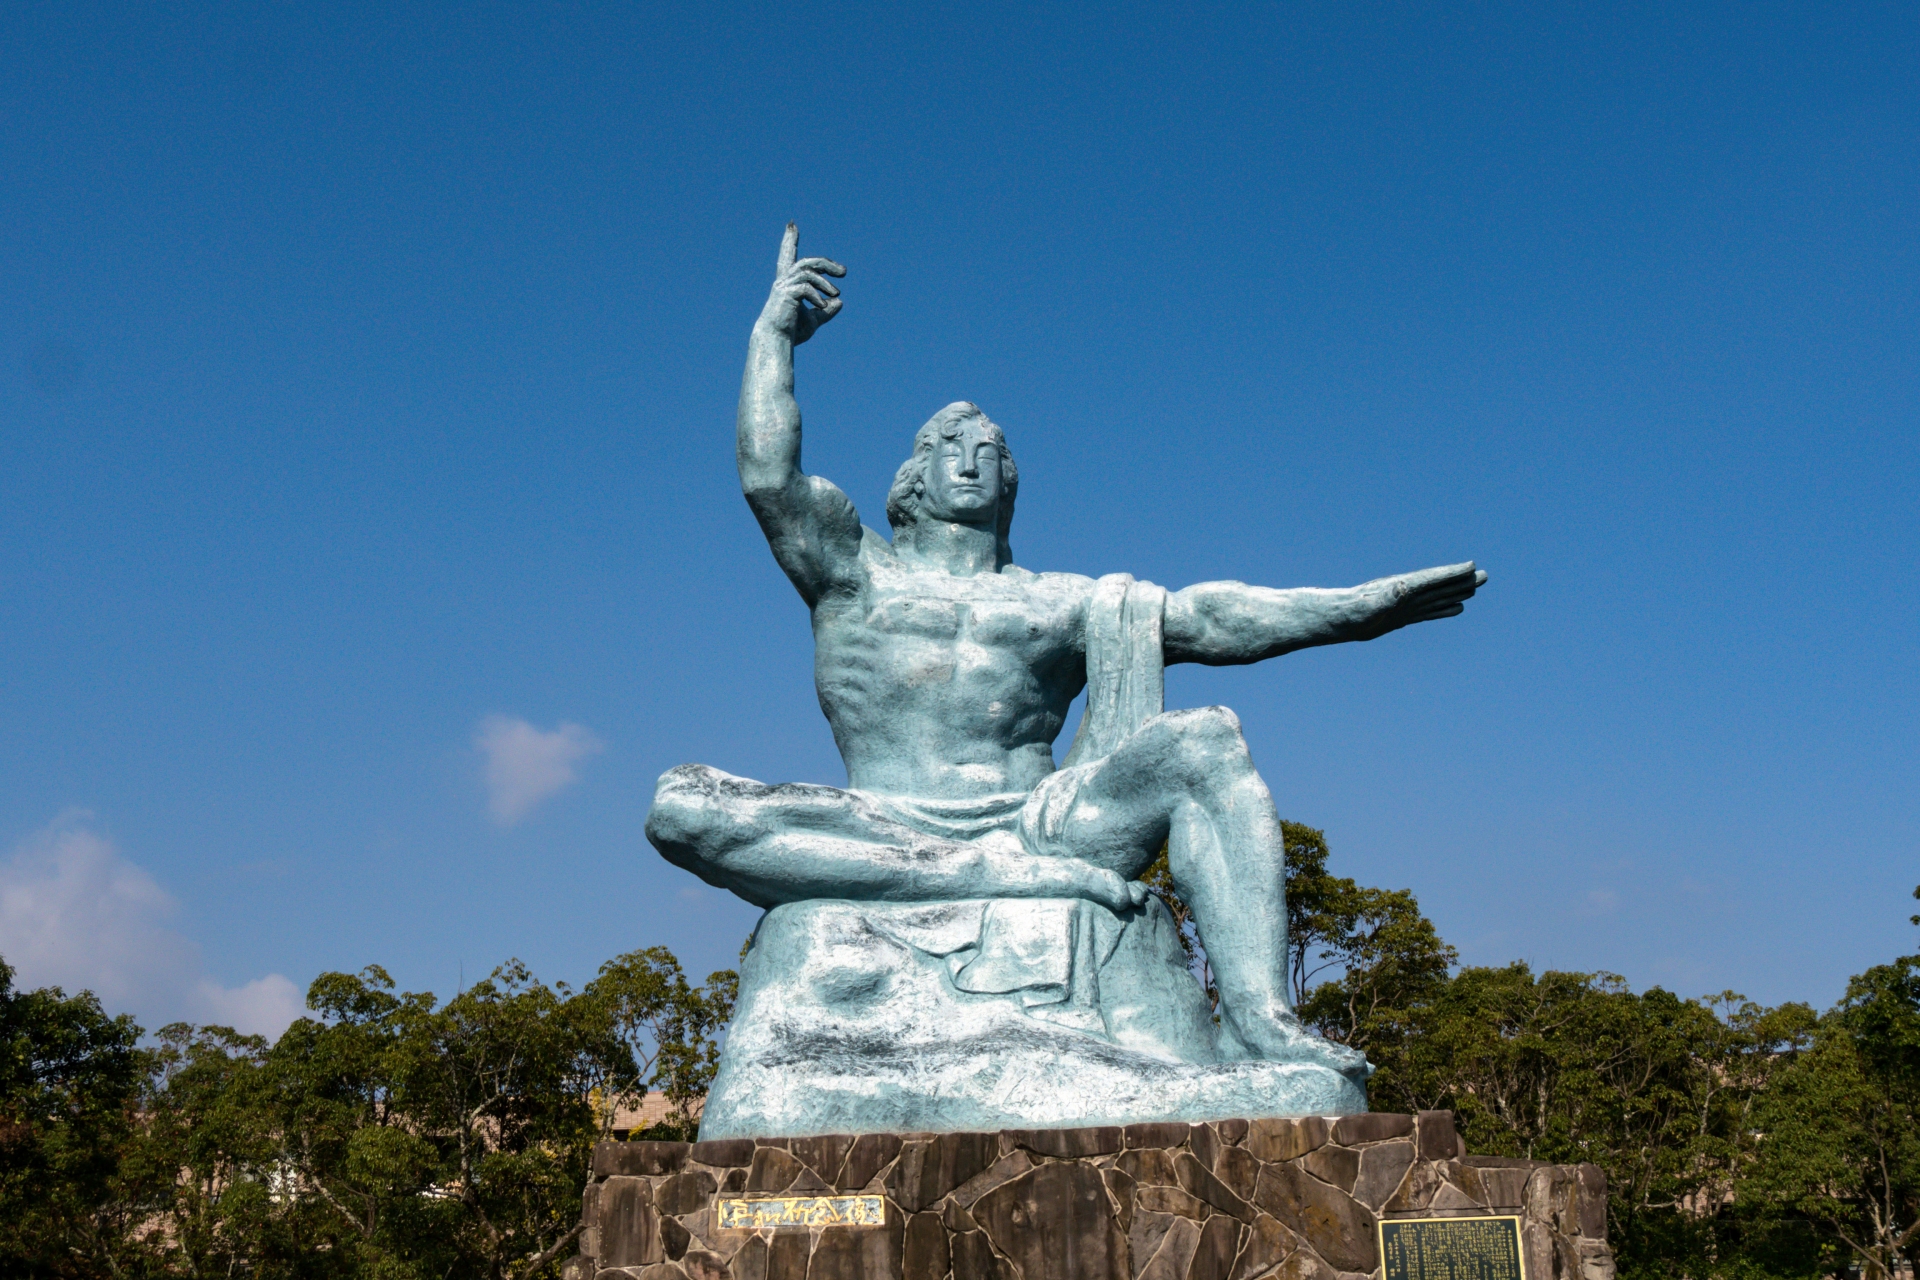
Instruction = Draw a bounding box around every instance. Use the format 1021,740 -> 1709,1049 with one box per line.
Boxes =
647,225 -> 1486,1084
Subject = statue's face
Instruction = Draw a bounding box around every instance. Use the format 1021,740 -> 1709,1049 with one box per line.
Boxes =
919,423 -> 1004,525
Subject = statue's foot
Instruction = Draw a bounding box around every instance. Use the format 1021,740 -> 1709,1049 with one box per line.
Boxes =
1228,1010 -> 1372,1080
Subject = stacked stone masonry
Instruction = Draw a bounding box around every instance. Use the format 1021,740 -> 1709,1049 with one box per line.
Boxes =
564,1112 -> 1615,1280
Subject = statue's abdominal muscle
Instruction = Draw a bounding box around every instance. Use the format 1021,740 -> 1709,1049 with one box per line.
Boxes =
813,572 -> 1082,796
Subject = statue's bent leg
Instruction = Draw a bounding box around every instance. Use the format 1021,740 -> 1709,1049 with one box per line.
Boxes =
1035,709 -> 1366,1076
646,764 -> 1141,912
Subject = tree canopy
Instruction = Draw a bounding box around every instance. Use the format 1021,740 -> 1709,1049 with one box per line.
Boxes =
2,862 -> 1912,1279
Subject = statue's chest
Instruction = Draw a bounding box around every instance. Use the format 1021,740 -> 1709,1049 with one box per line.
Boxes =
853,583 -> 1070,666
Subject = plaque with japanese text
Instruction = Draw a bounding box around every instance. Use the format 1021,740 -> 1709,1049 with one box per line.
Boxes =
1378,1215 -> 1526,1280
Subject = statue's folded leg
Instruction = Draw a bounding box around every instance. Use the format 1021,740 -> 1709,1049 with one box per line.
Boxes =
1023,708 -> 1369,1078
644,764 -> 1142,912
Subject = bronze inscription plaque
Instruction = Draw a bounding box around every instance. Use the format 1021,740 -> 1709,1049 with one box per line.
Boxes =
1378,1215 -> 1526,1280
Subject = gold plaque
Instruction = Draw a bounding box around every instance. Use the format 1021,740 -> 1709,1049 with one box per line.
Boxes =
715,1195 -> 887,1230
1378,1215 -> 1526,1280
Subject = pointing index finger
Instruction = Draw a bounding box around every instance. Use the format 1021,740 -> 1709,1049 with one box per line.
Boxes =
778,222 -> 798,275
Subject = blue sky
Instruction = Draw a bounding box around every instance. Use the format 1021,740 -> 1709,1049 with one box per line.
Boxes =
1,1 -> 1913,1035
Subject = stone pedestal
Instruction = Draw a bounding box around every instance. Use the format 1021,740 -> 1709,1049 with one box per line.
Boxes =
565,1113 -> 1615,1280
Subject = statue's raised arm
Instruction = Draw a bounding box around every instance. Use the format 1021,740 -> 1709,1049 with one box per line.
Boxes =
1163,561 -> 1489,665
736,224 -> 862,607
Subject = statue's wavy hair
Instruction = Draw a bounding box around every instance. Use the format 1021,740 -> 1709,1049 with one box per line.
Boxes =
886,402 -> 1019,564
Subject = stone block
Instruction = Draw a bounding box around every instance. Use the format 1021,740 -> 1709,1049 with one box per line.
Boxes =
766,1231 -> 809,1280
1006,1125 -> 1124,1158
1528,1165 -> 1581,1237
974,1161 -> 1129,1280
1125,1121 -> 1192,1150
1474,1166 -> 1531,1211
659,1214 -> 691,1260
1105,1165 -> 1137,1232
1186,1214 -> 1243,1280
1522,1222 -> 1558,1280
656,1171 -> 718,1217
1216,1119 -> 1249,1146
1243,1117 -> 1328,1163
949,1230 -> 1013,1280
690,1139 -> 757,1168
1273,1256 -> 1336,1280
1381,1161 -> 1445,1214
1129,1211 -> 1177,1276
1117,1147 -> 1178,1187
730,1236 -> 769,1280
902,1212 -> 948,1280
681,1253 -> 730,1280
600,1176 -> 662,1268
582,1182 -> 604,1257
598,1141 -> 692,1178
840,1133 -> 903,1191
1226,1214 -> 1302,1280
1415,1111 -> 1458,1161
789,1134 -> 855,1186
1136,1183 -> 1209,1220
940,1198 -> 976,1234
1252,1162 -> 1376,1274
1329,1113 -> 1412,1146
1215,1147 -> 1260,1203
1577,1237 -> 1617,1280
1428,1183 -> 1482,1214
1136,1215 -> 1201,1280
952,1150 -> 1034,1209
747,1146 -> 807,1194
885,1132 -> 999,1212
1175,1151 -> 1254,1222
808,1219 -> 903,1280
1300,1146 -> 1359,1193
1189,1124 -> 1221,1171
1578,1164 -> 1608,1239
1350,1140 -> 1414,1210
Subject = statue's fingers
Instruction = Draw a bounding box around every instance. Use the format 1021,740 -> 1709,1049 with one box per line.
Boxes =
814,295 -> 844,321
1414,602 -> 1466,621
793,256 -> 847,277
791,270 -> 840,297
794,283 -> 831,309
778,222 -> 799,273
1474,569 -> 1489,587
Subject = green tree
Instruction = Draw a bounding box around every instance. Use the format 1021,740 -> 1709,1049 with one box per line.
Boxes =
578,948 -> 736,1140
0,958 -> 147,1280
1744,890 -> 1920,1279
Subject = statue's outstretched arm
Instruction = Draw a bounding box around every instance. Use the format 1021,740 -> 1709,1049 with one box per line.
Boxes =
737,223 -> 862,607
1162,562 -> 1487,666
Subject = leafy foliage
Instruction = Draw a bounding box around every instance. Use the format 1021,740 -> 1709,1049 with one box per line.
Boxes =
1,868 -> 1912,1280
0,959 -> 146,1278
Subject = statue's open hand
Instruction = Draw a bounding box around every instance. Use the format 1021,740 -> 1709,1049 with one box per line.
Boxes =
759,222 -> 846,345
1359,561 -> 1488,638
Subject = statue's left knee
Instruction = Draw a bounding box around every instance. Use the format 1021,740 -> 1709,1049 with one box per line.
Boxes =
1162,705 -> 1249,765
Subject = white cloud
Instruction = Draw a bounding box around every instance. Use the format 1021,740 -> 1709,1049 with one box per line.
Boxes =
0,813 -> 303,1038
476,715 -> 604,824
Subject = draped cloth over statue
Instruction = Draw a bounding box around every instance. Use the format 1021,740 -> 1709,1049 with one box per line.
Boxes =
693,575 -> 1367,1139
